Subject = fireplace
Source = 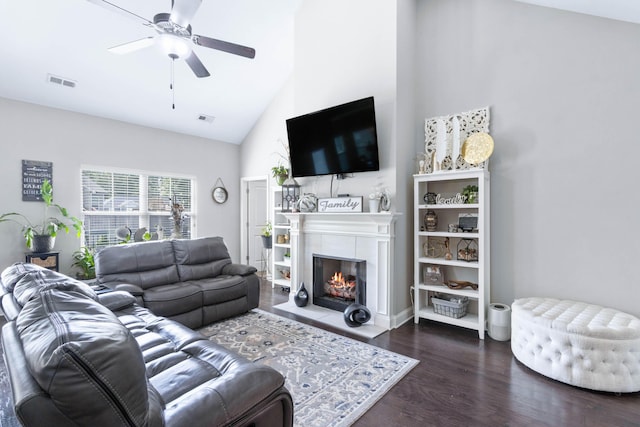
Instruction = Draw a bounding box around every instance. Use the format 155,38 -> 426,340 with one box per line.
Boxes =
313,254 -> 366,312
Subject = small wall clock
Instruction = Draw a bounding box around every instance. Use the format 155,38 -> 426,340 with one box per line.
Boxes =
211,178 -> 228,204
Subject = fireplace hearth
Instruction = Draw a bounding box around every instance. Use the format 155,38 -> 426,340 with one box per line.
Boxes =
313,254 -> 366,312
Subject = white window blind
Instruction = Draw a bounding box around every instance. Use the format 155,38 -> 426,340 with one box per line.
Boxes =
81,169 -> 194,250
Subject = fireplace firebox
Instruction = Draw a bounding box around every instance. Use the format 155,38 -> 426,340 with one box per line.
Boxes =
312,254 -> 366,312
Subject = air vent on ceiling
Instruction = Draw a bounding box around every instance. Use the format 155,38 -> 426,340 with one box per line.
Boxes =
47,74 -> 77,88
197,114 -> 215,124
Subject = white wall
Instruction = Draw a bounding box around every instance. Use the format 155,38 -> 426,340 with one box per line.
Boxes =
240,77 -> 295,178
241,0 -> 416,324
416,0 -> 640,315
291,0 -> 398,201
0,97 -> 242,276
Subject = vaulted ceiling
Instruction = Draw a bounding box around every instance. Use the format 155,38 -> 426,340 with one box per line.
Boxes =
0,0 -> 636,145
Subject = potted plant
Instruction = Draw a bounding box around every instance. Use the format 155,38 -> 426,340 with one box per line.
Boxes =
0,179 -> 82,252
261,221 -> 273,249
462,184 -> 479,204
271,163 -> 289,186
71,246 -> 96,280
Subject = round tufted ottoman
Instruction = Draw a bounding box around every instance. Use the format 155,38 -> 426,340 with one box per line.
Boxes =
511,297 -> 640,393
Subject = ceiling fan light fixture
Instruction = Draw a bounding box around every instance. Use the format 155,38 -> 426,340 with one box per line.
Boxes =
157,33 -> 191,59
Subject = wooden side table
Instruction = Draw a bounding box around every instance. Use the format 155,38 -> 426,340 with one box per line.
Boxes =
25,251 -> 60,272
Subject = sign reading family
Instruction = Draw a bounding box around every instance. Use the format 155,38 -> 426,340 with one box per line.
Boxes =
436,193 -> 467,205
318,197 -> 363,213
22,160 -> 53,202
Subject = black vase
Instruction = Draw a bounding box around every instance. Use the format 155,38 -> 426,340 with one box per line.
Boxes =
294,282 -> 309,307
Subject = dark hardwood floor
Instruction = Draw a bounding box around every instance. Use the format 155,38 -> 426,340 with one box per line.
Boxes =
259,279 -> 640,427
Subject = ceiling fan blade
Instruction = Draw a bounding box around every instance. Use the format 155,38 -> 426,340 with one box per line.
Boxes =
185,51 -> 210,78
170,0 -> 202,28
108,37 -> 155,54
192,35 -> 256,59
85,0 -> 154,28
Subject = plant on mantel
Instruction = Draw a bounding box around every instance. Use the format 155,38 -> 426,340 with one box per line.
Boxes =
271,163 -> 289,186
271,139 -> 291,186
0,179 -> 82,252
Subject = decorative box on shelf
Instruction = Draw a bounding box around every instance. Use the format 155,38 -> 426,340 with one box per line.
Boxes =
423,264 -> 444,286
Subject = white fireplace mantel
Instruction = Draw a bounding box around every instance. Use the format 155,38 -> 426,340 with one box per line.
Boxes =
276,212 -> 401,338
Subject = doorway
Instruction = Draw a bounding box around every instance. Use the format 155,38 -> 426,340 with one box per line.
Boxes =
241,176 -> 269,276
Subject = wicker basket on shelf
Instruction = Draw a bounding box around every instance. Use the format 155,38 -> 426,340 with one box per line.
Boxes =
431,294 -> 469,319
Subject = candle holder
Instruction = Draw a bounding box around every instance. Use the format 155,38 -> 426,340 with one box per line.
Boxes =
424,210 -> 438,232
457,238 -> 478,262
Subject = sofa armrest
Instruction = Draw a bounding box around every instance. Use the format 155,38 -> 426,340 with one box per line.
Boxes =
222,263 -> 258,277
108,283 -> 144,296
2,322 -> 77,426
98,291 -> 137,311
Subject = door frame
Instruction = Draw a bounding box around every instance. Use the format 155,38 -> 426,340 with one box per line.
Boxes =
240,175 -> 269,267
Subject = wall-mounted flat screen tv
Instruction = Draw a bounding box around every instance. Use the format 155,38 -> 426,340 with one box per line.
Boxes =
286,96 -> 380,178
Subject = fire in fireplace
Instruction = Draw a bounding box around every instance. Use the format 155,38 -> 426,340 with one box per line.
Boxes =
325,272 -> 357,300
313,254 -> 366,312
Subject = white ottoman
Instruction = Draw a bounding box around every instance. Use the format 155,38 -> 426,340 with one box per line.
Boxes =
511,297 -> 640,393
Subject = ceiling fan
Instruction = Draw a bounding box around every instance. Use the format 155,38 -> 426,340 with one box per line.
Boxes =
87,0 -> 256,78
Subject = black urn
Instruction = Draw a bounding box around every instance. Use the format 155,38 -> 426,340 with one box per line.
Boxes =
294,282 -> 309,307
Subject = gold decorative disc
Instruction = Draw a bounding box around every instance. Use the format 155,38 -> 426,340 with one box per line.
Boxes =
461,132 -> 494,164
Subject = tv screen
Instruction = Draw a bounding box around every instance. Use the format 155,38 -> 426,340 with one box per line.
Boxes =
286,96 -> 380,178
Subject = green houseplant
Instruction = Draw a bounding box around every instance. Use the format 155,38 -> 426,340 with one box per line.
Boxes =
271,164 -> 289,186
261,221 -> 273,249
71,246 -> 95,280
462,184 -> 479,204
0,179 -> 82,252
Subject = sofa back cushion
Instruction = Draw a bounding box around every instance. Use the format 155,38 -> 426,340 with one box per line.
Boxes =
16,288 -> 153,426
96,240 -> 179,289
1,262 -> 41,293
11,266 -> 98,307
173,237 -> 232,281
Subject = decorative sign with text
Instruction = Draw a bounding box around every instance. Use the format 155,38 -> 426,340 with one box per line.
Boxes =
317,197 -> 363,213
22,160 -> 52,202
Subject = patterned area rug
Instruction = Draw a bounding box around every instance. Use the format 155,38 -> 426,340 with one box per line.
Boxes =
0,345 -> 20,427
199,309 -> 418,427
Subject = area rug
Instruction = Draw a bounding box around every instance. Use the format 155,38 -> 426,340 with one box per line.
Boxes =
0,345 -> 20,427
199,309 -> 419,427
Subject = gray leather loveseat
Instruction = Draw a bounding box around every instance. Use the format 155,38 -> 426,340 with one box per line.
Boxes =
0,262 -> 293,427
95,236 -> 259,329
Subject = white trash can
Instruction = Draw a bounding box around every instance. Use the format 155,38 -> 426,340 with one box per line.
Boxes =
488,303 -> 511,341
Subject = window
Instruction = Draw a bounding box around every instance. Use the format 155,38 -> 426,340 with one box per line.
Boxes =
81,168 -> 195,250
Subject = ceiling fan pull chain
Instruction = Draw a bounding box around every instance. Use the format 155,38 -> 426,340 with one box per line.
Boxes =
171,57 -> 175,110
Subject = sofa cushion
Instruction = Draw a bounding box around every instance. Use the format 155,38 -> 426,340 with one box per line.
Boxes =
142,282 -> 202,318
195,276 -> 247,305
16,288 -> 158,426
96,240 -> 179,289
111,305 -> 288,427
173,237 -> 232,281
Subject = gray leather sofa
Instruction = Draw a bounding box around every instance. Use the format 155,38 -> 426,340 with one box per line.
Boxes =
0,262 -> 293,427
95,236 -> 259,329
